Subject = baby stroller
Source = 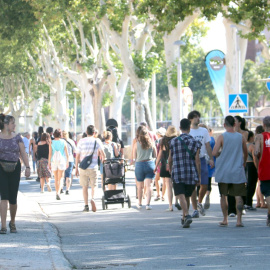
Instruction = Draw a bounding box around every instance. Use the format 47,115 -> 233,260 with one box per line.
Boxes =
102,158 -> 131,210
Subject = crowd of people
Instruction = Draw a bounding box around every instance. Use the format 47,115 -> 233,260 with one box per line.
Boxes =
0,111 -> 270,234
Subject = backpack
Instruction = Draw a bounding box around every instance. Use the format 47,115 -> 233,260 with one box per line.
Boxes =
51,142 -> 66,164
103,142 -> 115,159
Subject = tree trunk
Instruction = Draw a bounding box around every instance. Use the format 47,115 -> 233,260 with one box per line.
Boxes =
50,78 -> 68,130
223,18 -> 249,114
163,13 -> 200,127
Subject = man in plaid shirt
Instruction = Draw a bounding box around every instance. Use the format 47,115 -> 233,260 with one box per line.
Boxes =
169,119 -> 201,228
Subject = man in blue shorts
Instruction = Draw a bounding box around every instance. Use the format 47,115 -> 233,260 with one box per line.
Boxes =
188,111 -> 214,218
169,119 -> 201,228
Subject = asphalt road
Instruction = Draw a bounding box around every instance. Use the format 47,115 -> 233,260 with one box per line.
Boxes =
19,171 -> 270,270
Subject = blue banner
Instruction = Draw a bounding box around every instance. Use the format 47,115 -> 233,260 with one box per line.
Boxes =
205,50 -> 226,115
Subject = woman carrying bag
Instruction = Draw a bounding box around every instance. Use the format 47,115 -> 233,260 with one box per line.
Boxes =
0,114 -> 30,234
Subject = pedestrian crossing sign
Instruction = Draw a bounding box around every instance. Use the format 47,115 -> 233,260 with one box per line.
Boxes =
228,94 -> 248,113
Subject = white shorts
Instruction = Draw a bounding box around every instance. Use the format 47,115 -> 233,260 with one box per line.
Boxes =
51,161 -> 66,171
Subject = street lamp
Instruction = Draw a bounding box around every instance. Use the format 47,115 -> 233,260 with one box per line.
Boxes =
174,40 -> 186,122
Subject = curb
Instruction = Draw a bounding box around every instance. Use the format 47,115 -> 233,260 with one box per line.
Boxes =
19,192 -> 72,270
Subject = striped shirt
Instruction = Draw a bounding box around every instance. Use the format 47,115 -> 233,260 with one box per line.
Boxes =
170,134 -> 201,185
77,137 -> 103,169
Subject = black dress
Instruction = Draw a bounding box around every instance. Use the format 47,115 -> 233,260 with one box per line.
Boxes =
160,150 -> 171,178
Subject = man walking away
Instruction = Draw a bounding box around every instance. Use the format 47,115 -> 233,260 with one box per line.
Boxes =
255,116 -> 270,226
188,111 -> 214,218
75,125 -> 105,212
213,116 -> 247,227
169,119 -> 201,228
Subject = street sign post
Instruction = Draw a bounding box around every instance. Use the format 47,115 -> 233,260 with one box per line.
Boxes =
228,93 -> 248,113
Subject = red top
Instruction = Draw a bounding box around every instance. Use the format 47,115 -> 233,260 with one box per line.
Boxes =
258,132 -> 270,181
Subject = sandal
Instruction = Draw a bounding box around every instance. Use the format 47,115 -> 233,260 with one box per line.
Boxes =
219,222 -> 228,227
161,197 -> 165,201
9,222 -> 17,233
0,228 -> 7,234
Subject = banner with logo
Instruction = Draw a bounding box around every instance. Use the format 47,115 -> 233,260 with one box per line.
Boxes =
205,50 -> 226,115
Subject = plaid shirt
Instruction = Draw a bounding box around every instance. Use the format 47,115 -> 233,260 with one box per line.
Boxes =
170,133 -> 202,185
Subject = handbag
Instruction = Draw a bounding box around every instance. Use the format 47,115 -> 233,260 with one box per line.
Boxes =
79,141 -> 96,170
104,161 -> 124,178
0,159 -> 17,173
177,136 -> 195,160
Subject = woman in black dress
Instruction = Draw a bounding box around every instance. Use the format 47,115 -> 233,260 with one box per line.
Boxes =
154,126 -> 178,211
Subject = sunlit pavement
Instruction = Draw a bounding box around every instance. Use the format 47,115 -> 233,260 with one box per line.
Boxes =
16,171 -> 270,269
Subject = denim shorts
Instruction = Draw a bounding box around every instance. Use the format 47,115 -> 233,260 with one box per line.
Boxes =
135,160 -> 155,182
260,180 -> 270,198
65,162 -> 74,178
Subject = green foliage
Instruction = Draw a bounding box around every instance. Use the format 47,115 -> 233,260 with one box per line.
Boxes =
242,60 -> 270,108
132,51 -> 162,80
102,91 -> 113,107
41,102 -> 54,117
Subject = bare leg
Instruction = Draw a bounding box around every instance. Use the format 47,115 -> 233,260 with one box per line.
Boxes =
220,195 -> 228,225
177,194 -> 189,217
66,177 -> 71,191
143,182 -> 147,199
91,186 -> 95,199
9,204 -> 17,224
53,171 -> 60,194
155,172 -> 160,198
191,188 -> 198,210
137,181 -> 144,205
161,178 -> 166,199
165,178 -> 173,209
0,200 -> 8,229
40,177 -> 45,192
198,184 -> 208,204
145,178 -> 153,205
235,196 -> 244,226
82,186 -> 89,205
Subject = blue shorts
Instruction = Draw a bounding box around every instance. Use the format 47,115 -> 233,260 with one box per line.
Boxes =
200,157 -> 208,185
135,160 -> 155,182
65,162 -> 74,178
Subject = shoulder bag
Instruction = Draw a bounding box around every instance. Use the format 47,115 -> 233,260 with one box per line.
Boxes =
0,159 -> 17,173
177,136 -> 195,160
79,141 -> 96,170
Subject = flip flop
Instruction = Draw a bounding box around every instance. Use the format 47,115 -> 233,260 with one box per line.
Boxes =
236,223 -> 244,227
219,222 -> 228,227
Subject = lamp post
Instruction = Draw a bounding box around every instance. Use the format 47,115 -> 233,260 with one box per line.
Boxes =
231,25 -> 241,94
174,40 -> 186,123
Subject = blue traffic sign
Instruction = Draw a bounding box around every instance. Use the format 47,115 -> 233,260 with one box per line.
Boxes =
228,94 -> 248,113
266,76 -> 270,91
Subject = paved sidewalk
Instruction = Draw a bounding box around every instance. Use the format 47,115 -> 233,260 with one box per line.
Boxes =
0,189 -> 71,270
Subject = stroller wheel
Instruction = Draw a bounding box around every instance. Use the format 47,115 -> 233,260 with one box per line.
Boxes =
127,195 -> 131,208
102,196 -> 106,210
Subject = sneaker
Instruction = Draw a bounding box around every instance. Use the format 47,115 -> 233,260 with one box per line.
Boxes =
60,189 -> 64,194
40,191 -> 44,194
229,213 -> 236,217
204,195 -> 210,209
242,209 -> 246,215
47,184 -> 52,192
181,219 -> 184,225
146,205 -> 152,210
246,206 -> 256,211
83,205 -> 89,212
191,210 -> 199,218
65,190 -> 69,195
91,199 -> 97,212
183,215 -> 192,228
56,194 -> 61,200
197,203 -> 206,216
136,204 -> 142,209
174,203 -> 182,210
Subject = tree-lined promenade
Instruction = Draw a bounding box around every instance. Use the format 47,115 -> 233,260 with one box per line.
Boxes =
1,1 -> 270,134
